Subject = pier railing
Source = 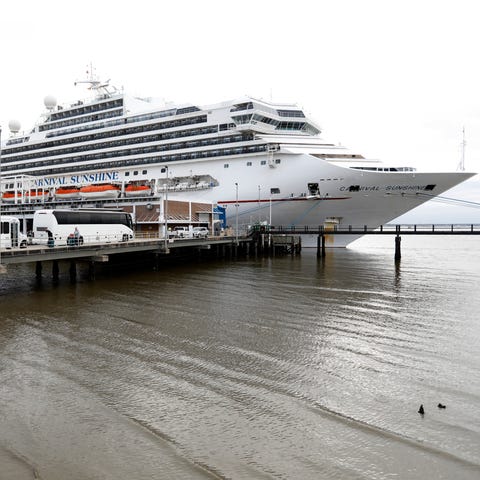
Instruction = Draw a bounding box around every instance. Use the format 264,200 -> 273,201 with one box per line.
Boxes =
250,224 -> 480,235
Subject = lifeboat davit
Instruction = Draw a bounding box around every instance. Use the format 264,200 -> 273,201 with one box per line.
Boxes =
55,186 -> 81,199
124,184 -> 152,197
79,184 -> 120,199
26,189 -> 50,201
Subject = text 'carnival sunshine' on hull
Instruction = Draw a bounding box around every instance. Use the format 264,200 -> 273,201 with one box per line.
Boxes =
0,76 -> 475,246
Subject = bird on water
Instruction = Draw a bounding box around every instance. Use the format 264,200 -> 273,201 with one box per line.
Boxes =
418,404 -> 425,415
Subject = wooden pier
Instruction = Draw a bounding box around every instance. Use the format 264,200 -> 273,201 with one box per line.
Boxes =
1,224 -> 479,281
0,235 -> 252,281
252,224 -> 480,260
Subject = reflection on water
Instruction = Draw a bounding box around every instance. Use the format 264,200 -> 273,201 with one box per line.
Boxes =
1,236 -> 479,479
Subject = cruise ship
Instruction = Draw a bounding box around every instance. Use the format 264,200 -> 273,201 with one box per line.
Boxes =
0,77 -> 475,246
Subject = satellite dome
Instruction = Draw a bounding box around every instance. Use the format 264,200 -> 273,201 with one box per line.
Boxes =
8,119 -> 21,134
44,95 -> 57,110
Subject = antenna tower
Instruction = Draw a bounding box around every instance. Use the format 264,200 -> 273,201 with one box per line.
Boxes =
457,127 -> 466,171
74,63 -> 116,97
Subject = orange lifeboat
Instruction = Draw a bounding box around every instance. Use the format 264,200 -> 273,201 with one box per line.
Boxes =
55,186 -> 81,199
2,191 -> 23,202
79,184 -> 120,199
124,184 -> 152,197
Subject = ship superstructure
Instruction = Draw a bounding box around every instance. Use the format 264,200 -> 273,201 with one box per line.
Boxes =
0,78 -> 475,246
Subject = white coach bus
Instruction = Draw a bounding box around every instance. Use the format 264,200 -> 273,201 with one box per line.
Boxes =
32,209 -> 134,246
0,216 -> 28,248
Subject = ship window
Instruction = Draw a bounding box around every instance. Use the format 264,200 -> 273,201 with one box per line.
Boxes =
275,159 -> 281,164
261,160 -> 266,165
142,170 -> 147,174
133,171 -> 138,176
125,172 -> 130,177
224,164 -> 229,168
277,109 -> 305,118
247,162 -> 252,166
270,187 -> 280,194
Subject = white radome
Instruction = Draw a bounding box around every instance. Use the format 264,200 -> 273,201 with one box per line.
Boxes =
44,95 -> 57,110
8,119 -> 21,133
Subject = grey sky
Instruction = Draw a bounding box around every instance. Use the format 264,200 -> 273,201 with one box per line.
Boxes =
1,0 -> 479,221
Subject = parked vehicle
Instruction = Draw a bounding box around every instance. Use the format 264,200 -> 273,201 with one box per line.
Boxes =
192,226 -> 209,238
32,209 -> 134,246
170,226 -> 192,238
0,216 -> 28,248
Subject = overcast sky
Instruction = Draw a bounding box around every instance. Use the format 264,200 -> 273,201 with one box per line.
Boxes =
1,0 -> 479,221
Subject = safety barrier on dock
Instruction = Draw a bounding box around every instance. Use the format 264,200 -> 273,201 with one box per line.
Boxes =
256,224 -> 480,235
249,223 -> 480,260
0,235 -> 243,265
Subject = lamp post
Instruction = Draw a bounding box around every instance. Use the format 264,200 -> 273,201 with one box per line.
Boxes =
0,126 -> 4,273
0,126 -> 2,260
235,182 -> 239,245
164,166 -> 169,253
258,184 -> 261,223
269,192 -> 272,226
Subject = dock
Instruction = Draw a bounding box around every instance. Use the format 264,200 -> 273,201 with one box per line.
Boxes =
0,234 -> 253,280
1,224 -> 479,281
251,223 -> 480,260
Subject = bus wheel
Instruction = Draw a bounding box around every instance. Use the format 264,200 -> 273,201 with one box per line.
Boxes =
78,237 -> 84,245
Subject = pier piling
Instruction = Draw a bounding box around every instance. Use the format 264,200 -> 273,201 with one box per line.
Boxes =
395,234 -> 401,261
35,261 -> 42,279
52,261 -> 59,281
317,234 -> 326,258
69,261 -> 77,282
88,261 -> 96,280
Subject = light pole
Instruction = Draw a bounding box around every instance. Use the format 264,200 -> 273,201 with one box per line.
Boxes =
269,193 -> 272,226
235,182 -> 239,245
0,126 -> 4,273
258,184 -> 261,223
164,166 -> 169,253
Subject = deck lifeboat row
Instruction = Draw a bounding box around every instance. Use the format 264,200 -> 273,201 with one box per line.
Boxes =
1,184 -> 153,202
2,189 -> 50,202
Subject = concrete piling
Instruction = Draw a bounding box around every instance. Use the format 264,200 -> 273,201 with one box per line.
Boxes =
395,235 -> 401,261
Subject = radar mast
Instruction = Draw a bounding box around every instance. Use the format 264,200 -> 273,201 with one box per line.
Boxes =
74,63 -> 118,98
457,127 -> 466,171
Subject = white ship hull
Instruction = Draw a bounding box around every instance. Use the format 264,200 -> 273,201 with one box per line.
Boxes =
132,153 -> 473,245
